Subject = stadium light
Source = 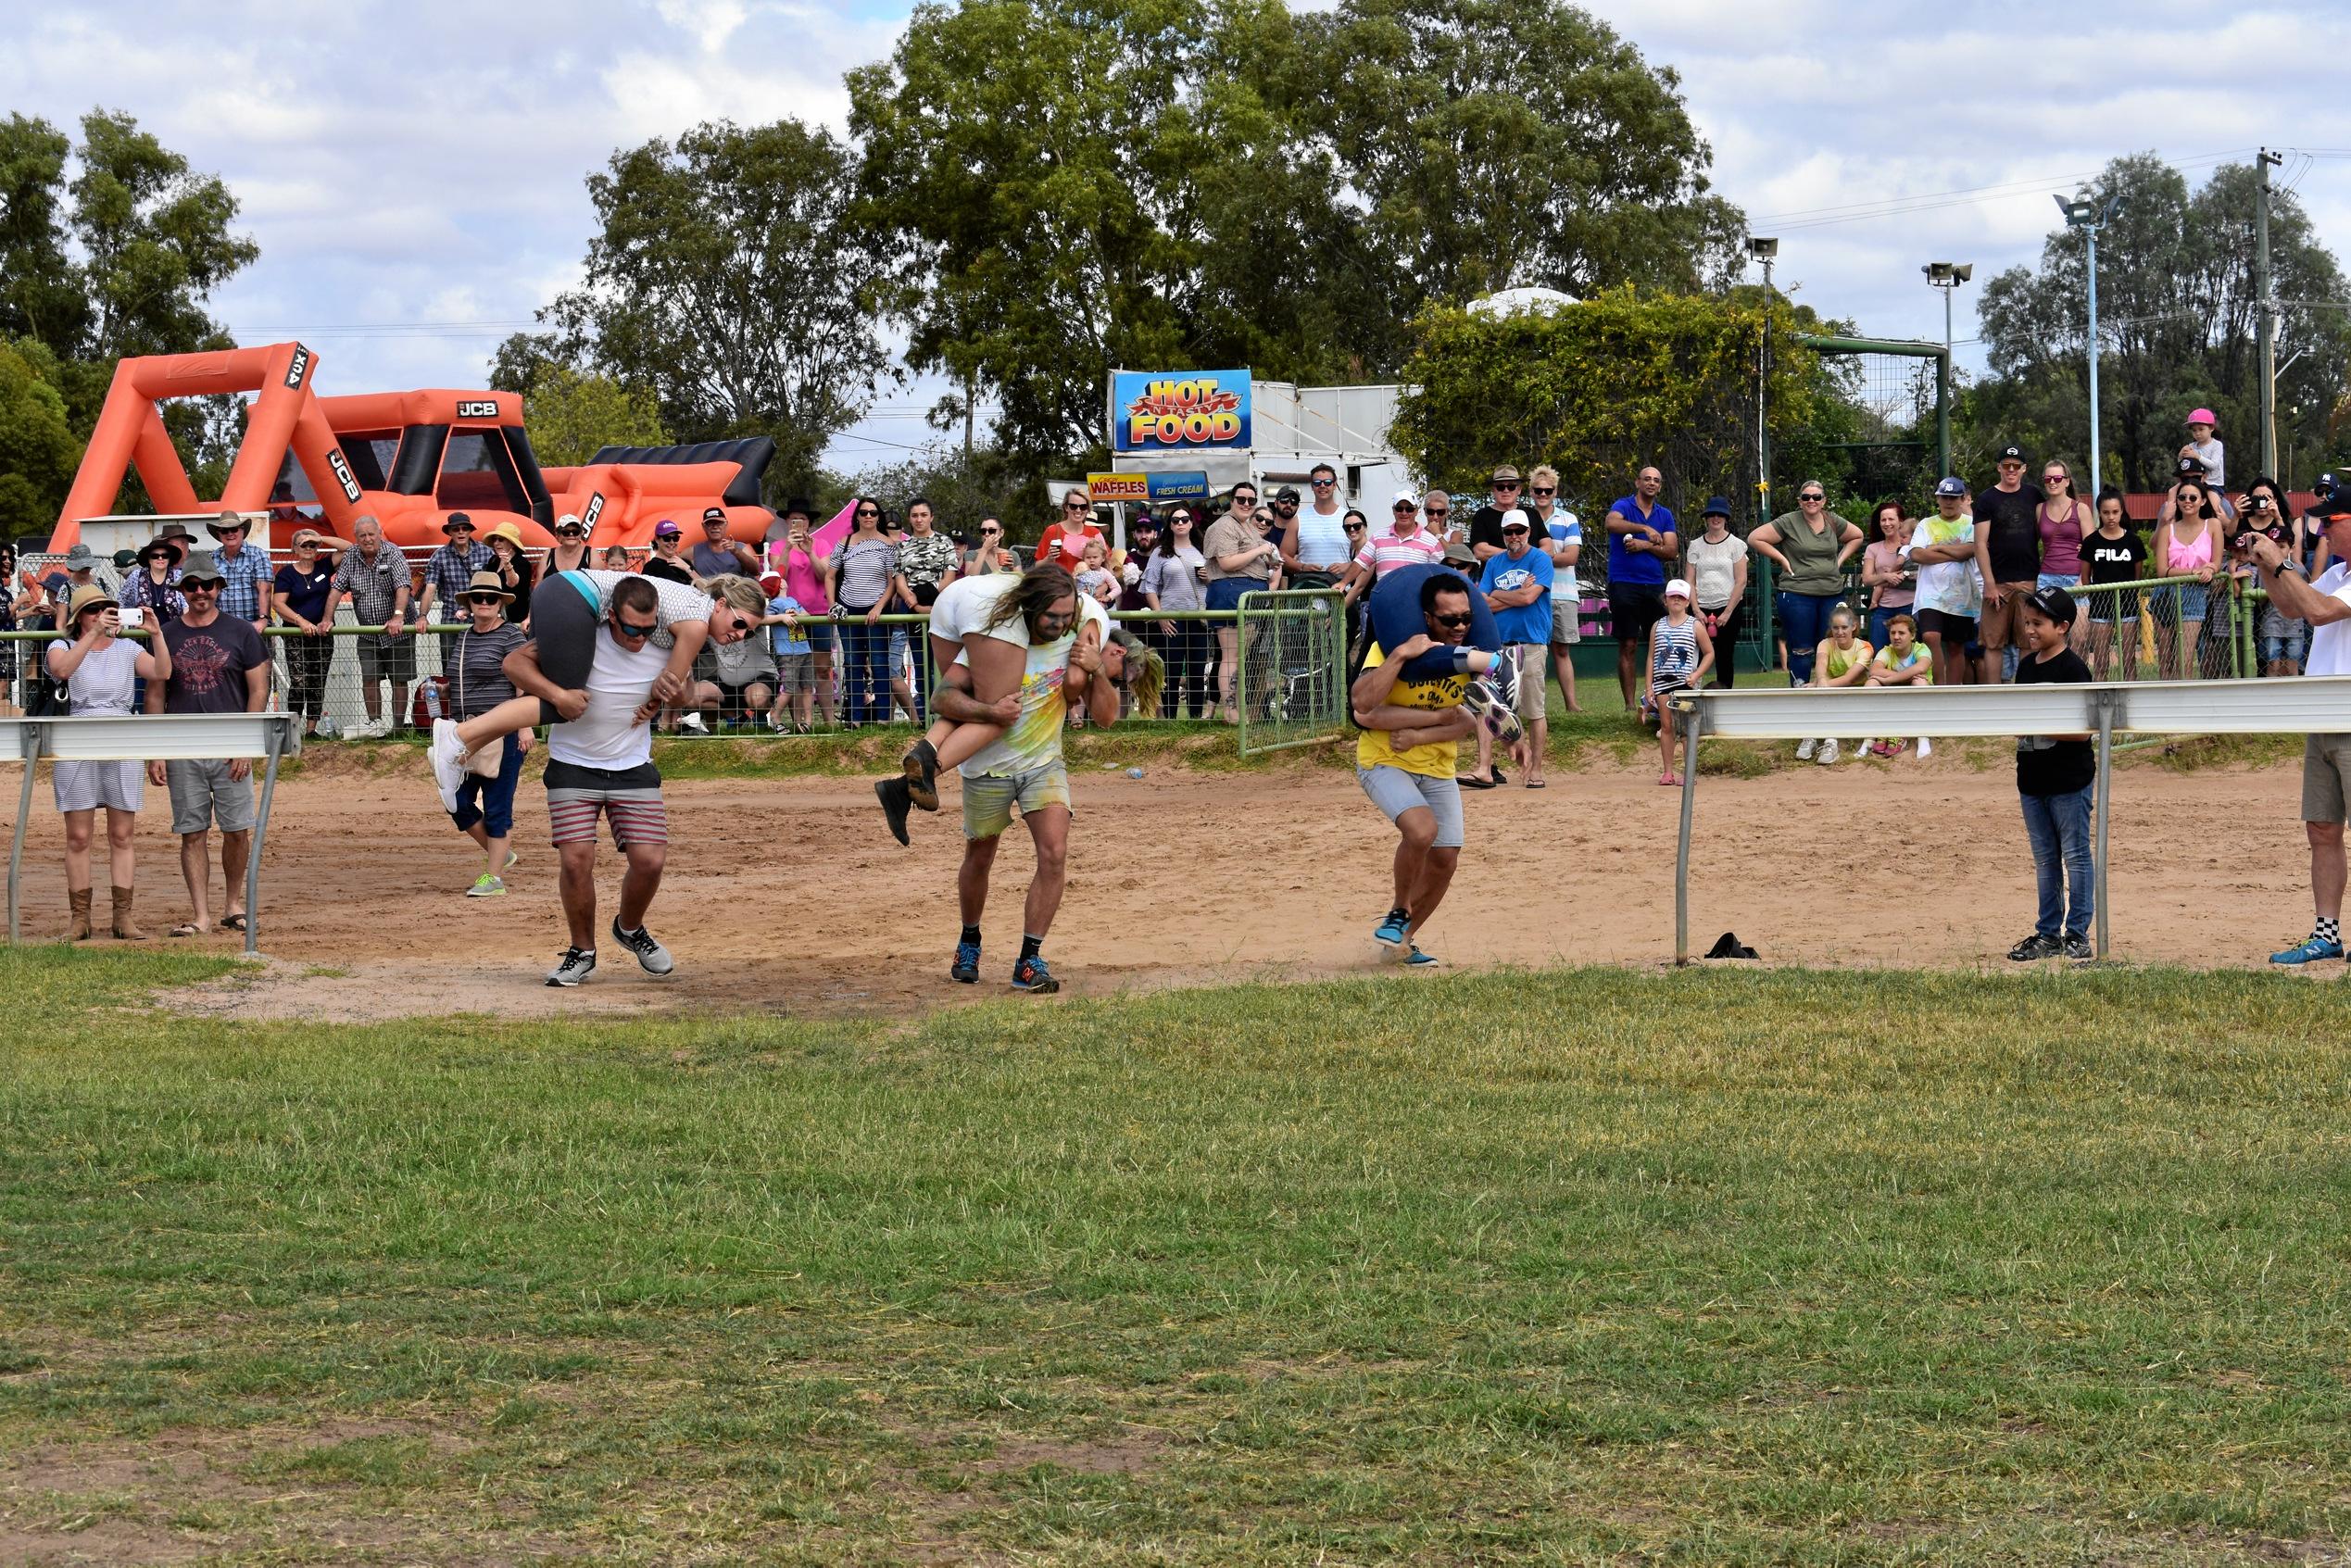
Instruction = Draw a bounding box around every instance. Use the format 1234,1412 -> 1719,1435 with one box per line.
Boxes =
1749,237 -> 1780,541
1921,261 -> 1973,358
2058,194 -> 2125,490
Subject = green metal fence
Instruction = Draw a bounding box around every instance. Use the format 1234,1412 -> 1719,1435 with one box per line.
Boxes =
1234,590 -> 1349,757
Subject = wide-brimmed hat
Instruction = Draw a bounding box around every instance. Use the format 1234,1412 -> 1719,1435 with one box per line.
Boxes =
207,510 -> 251,537
1702,495 -> 1733,518
62,543 -> 99,569
138,538 -> 180,564
781,496 -> 814,522
482,521 -> 525,550
441,511 -> 476,534
177,549 -> 225,585
67,584 -> 118,621
157,521 -> 197,544
463,569 -> 512,601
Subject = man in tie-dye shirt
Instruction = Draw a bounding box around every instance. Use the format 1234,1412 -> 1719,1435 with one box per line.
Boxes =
950,565 -> 1119,997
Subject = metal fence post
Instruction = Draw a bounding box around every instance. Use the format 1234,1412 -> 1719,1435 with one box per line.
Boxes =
1675,701 -> 1704,966
6,720 -> 41,945
2093,689 -> 2115,960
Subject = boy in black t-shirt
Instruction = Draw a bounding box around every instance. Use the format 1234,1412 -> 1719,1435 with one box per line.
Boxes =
2009,586 -> 2095,961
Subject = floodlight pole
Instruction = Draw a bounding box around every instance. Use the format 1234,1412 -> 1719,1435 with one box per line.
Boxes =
2057,195 -> 2122,492
1922,263 -> 1970,482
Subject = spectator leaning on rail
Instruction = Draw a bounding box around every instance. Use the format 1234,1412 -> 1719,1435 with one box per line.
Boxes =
2243,475 -> 2351,966
47,583 -> 170,940
323,514 -> 414,737
418,511 -> 494,647
207,510 -> 271,638
148,551 -> 271,938
271,529 -> 344,737
1526,465 -> 1582,711
1474,509 -> 1553,789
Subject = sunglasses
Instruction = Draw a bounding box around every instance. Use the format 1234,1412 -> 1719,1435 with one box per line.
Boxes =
556,527 -> 584,537
447,524 -> 474,533
613,618 -> 658,640
1529,487 -> 1555,496
1343,523 -> 1366,533
1425,507 -> 1449,518
1799,493 -> 1824,502
1428,612 -> 1473,628
1274,500 -> 1296,508
182,581 -> 220,592
1310,478 -> 1335,487
1231,495 -> 1256,505
980,527 -> 1001,535
1494,481 -> 1520,489
1392,503 -> 1415,513
468,594 -> 504,605
856,508 -> 879,519
1063,500 -> 1088,510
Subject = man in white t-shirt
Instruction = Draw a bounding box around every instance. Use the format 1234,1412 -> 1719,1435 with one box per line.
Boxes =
1284,461 -> 1354,581
1527,462 -> 1582,711
2246,478 -> 2351,966
502,575 -> 683,987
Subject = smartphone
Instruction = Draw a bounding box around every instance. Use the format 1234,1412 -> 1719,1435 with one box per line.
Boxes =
118,607 -> 144,630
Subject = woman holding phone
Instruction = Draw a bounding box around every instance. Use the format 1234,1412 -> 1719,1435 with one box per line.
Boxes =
46,584 -> 170,940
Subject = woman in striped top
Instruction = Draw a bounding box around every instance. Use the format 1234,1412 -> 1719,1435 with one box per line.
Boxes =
1645,577 -> 1714,786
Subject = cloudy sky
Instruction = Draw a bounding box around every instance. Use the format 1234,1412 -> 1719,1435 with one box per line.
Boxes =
7,0 -> 2350,476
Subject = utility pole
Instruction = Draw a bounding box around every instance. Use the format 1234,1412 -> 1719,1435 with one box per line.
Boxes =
2058,195 -> 2123,493
963,370 -> 974,464
2257,148 -> 2283,477
1923,263 -> 1973,481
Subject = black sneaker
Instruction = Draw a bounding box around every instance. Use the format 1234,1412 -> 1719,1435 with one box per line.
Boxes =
2007,933 -> 2062,962
2061,933 -> 2094,962
875,776 -> 912,847
902,737 -> 940,812
1011,954 -> 1060,994
950,940 -> 981,984
546,947 -> 597,986
610,919 -> 674,976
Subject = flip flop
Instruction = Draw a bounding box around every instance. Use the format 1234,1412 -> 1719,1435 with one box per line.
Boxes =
1459,774 -> 1499,790
1525,778 -> 1547,789
1658,772 -> 1678,786
220,913 -> 247,932
169,922 -> 207,938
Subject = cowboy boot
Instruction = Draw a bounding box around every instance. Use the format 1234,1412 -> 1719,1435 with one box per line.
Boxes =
68,886 -> 93,941
110,886 -> 147,941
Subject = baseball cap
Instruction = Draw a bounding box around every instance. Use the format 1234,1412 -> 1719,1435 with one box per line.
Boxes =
554,513 -> 585,534
1391,486 -> 1419,510
1274,485 -> 1301,504
1665,577 -> 1693,599
653,519 -> 682,537
701,506 -> 728,526
2309,473 -> 2350,513
2186,408 -> 2218,427
2175,455 -> 2209,479
1995,443 -> 2026,464
1933,476 -> 1968,498
177,550 -> 225,585
1491,464 -> 1522,484
2022,583 -> 2078,626
1702,495 -> 1732,518
1500,508 -> 1530,532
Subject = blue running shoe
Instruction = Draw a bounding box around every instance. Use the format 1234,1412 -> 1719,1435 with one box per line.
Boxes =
1012,954 -> 1059,994
2269,935 -> 2343,965
1373,906 -> 1410,947
1403,946 -> 1438,967
950,941 -> 981,984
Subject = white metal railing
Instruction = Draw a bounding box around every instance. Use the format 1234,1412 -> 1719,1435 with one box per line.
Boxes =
3,713 -> 297,954
1669,679 -> 2351,965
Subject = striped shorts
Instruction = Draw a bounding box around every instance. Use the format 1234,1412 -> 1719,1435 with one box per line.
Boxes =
544,759 -> 669,849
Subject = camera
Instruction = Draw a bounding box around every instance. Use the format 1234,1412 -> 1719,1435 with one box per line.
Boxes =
2234,500 -> 2288,554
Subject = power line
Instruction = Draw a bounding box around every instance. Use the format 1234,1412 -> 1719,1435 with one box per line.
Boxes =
1751,148 -> 2257,233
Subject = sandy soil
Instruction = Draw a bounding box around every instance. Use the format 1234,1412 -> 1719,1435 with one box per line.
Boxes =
6,743 -> 2326,1022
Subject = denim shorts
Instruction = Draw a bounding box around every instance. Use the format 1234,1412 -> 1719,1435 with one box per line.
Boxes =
1355,765 -> 1465,848
2152,583 -> 2209,622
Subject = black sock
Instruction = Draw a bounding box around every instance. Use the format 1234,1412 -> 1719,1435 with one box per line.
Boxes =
961,923 -> 982,947
1021,933 -> 1043,962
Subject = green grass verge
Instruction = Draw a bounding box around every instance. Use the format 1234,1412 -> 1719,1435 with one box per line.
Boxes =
4,947 -> 2348,1563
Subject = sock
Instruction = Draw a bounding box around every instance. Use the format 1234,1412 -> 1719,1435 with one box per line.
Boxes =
961,923 -> 982,947
617,923 -> 643,938
1020,933 -> 1043,962
2317,917 -> 2341,945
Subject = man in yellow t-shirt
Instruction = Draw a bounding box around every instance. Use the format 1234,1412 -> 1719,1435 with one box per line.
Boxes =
1352,573 -> 1502,965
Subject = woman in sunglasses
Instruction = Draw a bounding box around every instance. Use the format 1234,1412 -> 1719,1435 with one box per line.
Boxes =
965,518 -> 1012,577
1142,508 -> 1211,717
443,571 -> 532,898
535,514 -> 594,584
1202,483 -> 1279,723
1747,481 -> 1862,686
826,496 -> 909,727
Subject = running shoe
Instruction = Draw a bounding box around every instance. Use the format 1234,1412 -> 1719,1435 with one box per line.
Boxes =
1403,946 -> 1439,967
610,918 -> 675,976
902,737 -> 941,812
1463,672 -> 1523,745
1374,907 -> 1411,947
1011,955 -> 1060,994
1817,738 -> 1841,766
427,718 -> 467,813
2269,935 -> 2344,965
1795,737 -> 1817,761
2061,933 -> 2095,961
875,776 -> 913,847
950,941 -> 981,984
466,873 -> 506,898
546,947 -> 597,986
2007,933 -> 2063,961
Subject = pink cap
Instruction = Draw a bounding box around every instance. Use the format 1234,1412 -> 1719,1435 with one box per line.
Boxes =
1665,578 -> 1692,600
2186,408 -> 2217,427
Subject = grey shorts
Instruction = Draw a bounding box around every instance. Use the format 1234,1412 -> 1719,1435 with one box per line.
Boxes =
2304,734 -> 2351,824
1550,595 -> 1581,644
774,652 -> 815,695
166,758 -> 256,835
1356,764 -> 1465,848
355,633 -> 415,684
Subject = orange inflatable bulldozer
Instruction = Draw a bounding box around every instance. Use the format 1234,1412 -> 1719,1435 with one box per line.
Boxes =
45,342 -> 775,553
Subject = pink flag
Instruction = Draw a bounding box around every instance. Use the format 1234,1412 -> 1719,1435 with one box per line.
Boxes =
766,499 -> 858,570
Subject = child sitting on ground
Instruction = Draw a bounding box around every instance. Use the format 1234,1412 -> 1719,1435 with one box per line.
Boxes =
1859,610 -> 1931,759
1796,606 -> 1874,765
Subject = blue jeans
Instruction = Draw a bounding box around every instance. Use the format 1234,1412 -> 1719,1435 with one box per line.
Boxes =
2020,784 -> 2095,939
836,613 -> 889,724
1867,604 -> 1914,652
1778,591 -> 1842,685
452,734 -> 522,837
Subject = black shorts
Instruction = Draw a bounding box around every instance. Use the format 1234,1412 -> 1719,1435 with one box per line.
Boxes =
1608,583 -> 1667,645
1916,608 -> 1978,643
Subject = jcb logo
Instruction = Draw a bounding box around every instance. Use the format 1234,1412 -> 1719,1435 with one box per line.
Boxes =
284,344 -> 312,389
455,399 -> 498,420
327,450 -> 363,503
582,493 -> 606,533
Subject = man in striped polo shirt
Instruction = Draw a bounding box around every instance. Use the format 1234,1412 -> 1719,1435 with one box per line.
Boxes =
1339,489 -> 1450,593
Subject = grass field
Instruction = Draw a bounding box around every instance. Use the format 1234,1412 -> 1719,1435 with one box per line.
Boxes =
5,948 -> 2350,1565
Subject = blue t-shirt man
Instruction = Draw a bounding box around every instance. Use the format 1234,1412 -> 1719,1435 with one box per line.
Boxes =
1479,541 -> 1554,646
1606,492 -> 1675,586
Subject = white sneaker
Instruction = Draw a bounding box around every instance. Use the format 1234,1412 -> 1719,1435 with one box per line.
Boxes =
1917,737 -> 1933,759
1795,738 -> 1817,760
1817,738 -> 1840,765
680,712 -> 707,734
427,718 -> 467,813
